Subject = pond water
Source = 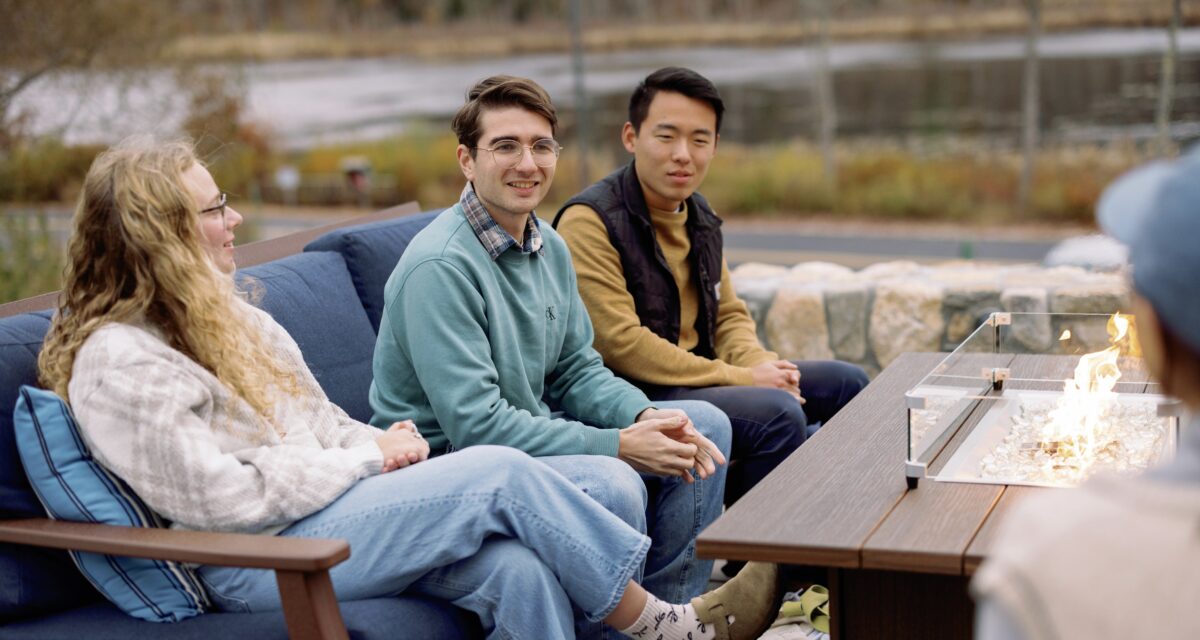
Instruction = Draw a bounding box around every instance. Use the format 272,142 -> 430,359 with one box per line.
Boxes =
14,28 -> 1200,152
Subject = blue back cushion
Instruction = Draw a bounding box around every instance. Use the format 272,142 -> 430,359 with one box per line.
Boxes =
239,251 -> 379,424
0,310 -> 101,620
0,310 -> 52,519
305,210 -> 441,332
13,386 -> 210,623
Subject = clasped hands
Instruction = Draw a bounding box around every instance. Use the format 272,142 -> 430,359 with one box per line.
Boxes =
751,359 -> 805,404
375,419 -> 431,473
618,407 -> 727,483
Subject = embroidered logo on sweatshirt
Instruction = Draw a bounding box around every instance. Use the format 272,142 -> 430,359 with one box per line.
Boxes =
546,305 -> 557,321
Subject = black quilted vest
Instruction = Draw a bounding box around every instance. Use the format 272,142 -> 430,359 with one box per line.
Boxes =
553,161 -> 724,358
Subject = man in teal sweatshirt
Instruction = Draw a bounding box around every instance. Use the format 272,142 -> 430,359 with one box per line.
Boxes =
368,76 -> 732,608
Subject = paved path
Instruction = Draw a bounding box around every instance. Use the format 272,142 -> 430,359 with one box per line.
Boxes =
723,226 -> 1061,268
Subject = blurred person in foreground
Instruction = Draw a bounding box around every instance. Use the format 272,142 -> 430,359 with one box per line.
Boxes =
971,147 -> 1200,640
37,137 -> 784,640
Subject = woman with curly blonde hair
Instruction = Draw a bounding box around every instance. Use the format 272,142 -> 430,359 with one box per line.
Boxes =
37,137 -> 783,640
39,138 -> 299,421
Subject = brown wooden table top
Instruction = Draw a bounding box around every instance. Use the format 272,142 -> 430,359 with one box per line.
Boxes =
696,351 -> 1154,577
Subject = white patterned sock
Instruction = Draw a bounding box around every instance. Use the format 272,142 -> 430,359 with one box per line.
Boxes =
617,594 -> 721,640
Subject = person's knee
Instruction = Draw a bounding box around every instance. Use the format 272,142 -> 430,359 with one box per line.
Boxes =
581,457 -> 648,530
802,360 -> 869,400
839,362 -> 870,397
673,400 -> 732,454
754,388 -> 807,447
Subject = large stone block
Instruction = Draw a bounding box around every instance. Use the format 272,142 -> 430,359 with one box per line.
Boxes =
858,260 -> 922,283
942,285 -> 1003,348
1002,265 -> 1091,288
786,261 -> 857,285
1000,287 -> 1052,352
730,262 -> 789,281
869,280 -> 945,368
1050,283 -> 1131,315
765,284 -> 833,361
824,283 -> 870,362
731,264 -> 786,348
928,264 -> 1003,287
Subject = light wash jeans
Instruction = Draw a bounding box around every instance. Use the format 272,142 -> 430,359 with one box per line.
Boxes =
198,446 -> 651,640
539,399 -> 732,638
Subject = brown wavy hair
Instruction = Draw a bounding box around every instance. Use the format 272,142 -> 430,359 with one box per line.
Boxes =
38,137 -> 300,425
451,75 -> 557,155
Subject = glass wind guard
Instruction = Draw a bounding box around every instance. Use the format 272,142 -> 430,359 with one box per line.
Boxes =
906,312 -> 1181,488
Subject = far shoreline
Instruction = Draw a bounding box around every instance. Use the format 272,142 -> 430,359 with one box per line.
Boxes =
170,4 -> 1197,64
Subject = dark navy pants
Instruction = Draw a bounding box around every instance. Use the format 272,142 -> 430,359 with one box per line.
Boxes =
647,359 -> 869,508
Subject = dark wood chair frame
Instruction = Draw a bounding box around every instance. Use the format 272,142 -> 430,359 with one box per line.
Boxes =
0,202 -> 423,639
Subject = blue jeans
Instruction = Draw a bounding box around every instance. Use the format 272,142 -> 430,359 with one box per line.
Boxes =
539,399 -> 731,603
198,446 -> 651,640
650,360 -> 868,508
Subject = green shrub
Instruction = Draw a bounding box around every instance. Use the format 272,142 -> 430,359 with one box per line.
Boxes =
0,139 -> 102,202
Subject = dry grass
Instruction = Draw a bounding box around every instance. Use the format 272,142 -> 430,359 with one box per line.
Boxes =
1,132 -> 1156,225
0,211 -> 63,304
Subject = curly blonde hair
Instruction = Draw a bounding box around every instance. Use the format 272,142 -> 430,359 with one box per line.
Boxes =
39,137 -> 300,425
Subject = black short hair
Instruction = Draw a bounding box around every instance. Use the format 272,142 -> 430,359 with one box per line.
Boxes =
628,67 -> 724,134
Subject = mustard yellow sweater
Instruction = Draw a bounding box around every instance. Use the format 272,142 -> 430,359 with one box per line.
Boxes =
558,203 -> 777,388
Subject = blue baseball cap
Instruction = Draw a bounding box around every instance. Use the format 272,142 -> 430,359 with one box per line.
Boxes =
1097,146 -> 1200,355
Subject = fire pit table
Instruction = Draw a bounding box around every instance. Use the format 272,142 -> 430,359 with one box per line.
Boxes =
696,314 -> 1176,639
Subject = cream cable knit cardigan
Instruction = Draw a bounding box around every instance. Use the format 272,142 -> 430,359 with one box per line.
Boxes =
67,301 -> 384,535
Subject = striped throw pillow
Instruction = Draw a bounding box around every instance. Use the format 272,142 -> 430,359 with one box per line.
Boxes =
13,385 -> 210,623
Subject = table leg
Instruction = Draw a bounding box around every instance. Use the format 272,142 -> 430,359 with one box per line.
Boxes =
829,568 -> 974,639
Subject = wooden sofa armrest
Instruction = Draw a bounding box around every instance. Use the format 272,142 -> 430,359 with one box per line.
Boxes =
0,517 -> 350,640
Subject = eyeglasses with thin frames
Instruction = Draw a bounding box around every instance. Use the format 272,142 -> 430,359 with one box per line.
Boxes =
475,139 -> 562,169
200,192 -> 227,219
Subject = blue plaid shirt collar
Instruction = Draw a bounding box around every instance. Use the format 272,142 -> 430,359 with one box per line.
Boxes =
460,182 -> 544,261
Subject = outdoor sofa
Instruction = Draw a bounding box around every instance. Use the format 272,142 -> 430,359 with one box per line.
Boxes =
0,203 -> 485,639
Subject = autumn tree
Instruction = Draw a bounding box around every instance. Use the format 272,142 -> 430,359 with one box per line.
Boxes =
0,0 -> 176,146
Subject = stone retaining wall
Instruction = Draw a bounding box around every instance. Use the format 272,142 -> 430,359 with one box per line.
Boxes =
731,261 -> 1131,377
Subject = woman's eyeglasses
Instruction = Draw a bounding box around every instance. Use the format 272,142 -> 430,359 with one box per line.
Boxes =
200,192 -> 227,218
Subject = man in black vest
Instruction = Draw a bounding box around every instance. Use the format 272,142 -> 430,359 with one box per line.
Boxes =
555,68 -> 869,576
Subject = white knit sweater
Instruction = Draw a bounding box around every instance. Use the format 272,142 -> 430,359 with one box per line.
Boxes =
68,302 -> 384,535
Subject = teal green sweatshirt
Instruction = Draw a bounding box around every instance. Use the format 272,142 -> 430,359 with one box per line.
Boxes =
368,204 -> 652,457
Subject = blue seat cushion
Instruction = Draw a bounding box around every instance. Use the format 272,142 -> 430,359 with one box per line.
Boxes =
0,596 -> 482,639
1,310 -> 101,620
305,210 -> 441,332
14,386 -> 210,623
239,251 -> 379,424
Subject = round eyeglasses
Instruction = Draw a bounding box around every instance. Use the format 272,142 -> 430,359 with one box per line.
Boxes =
475,139 -> 562,169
